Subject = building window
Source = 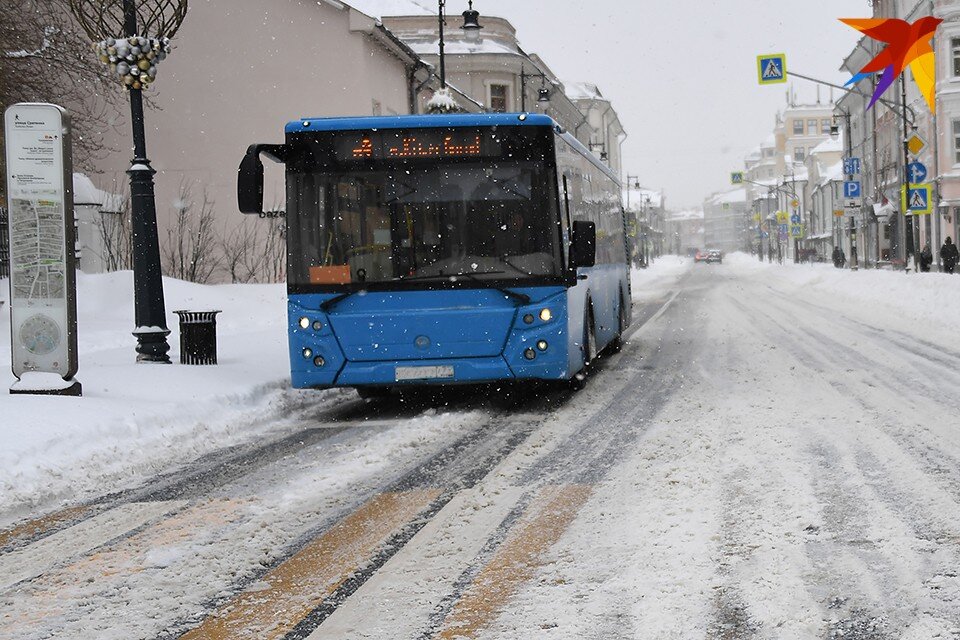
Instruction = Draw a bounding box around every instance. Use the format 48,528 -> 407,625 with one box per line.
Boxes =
821,118 -> 832,134
953,38 -> 960,77
489,84 -> 509,112
793,120 -> 804,135
954,119 -> 960,164
795,146 -> 805,162
808,119 -> 818,135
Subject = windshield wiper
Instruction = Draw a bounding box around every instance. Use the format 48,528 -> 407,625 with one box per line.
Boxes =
320,291 -> 356,312
454,271 -> 531,305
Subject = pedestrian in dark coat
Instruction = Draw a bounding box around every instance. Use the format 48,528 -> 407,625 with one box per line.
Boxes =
832,246 -> 844,268
919,243 -> 933,272
943,237 -> 959,274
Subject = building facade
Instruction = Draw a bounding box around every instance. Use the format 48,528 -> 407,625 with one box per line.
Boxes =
380,13 -> 626,177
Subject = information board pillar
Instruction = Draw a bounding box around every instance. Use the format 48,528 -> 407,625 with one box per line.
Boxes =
4,103 -> 81,396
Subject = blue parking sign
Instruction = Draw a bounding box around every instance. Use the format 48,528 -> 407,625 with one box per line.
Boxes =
843,181 -> 861,199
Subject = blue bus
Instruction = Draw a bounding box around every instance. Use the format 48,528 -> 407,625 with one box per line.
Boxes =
238,113 -> 631,394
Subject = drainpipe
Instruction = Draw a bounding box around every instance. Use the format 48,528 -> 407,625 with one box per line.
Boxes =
618,131 -> 629,184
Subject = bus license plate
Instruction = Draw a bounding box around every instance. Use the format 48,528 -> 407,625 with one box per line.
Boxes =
395,365 -> 455,381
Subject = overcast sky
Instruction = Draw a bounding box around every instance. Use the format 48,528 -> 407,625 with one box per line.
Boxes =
463,0 -> 871,209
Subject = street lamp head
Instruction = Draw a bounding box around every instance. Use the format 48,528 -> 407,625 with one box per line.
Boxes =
537,86 -> 551,103
462,1 -> 482,42
829,121 -> 840,141
69,0 -> 188,90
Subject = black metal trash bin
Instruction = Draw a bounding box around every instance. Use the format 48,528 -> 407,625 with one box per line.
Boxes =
173,310 -> 222,365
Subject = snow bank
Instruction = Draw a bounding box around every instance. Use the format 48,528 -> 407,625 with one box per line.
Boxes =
724,251 -> 960,341
0,272 -> 333,523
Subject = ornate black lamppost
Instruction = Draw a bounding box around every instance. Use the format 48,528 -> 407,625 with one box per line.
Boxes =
69,0 -> 188,362
428,0 -> 482,113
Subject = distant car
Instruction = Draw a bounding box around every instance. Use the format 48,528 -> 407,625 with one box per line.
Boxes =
694,250 -> 706,263
705,249 -> 723,264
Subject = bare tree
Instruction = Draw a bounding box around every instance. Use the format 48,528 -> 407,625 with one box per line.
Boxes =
220,219 -> 265,284
98,187 -> 134,272
260,213 -> 286,283
219,214 -> 286,284
0,0 -> 123,200
161,180 -> 222,283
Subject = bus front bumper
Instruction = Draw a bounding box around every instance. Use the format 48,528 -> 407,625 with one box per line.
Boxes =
292,354 -> 567,389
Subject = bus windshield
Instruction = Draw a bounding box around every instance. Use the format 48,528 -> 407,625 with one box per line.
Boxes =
286,130 -> 562,289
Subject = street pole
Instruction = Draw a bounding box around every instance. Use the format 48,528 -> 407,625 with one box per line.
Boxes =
520,64 -> 526,112
841,111 -> 858,270
438,0 -> 446,89
901,75 -> 914,272
124,0 -> 171,362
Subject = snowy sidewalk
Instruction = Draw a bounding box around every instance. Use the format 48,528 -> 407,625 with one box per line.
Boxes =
724,252 -> 960,344
0,273 -> 335,523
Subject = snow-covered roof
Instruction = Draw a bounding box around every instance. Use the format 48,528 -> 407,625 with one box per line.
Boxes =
344,0 -> 434,20
716,188 -> 747,204
73,173 -> 123,211
667,209 -> 704,221
810,133 -> 843,155
404,36 -> 519,56
565,82 -> 603,101
820,160 -> 844,184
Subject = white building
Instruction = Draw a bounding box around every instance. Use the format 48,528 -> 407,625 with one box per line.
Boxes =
703,188 -> 748,254
72,173 -> 123,274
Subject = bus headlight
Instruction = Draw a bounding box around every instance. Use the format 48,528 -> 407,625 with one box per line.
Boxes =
539,308 -> 552,322
523,314 -> 535,325
312,320 -> 323,331
537,340 -> 549,352
524,348 -> 537,360
314,355 -> 326,367
299,317 -> 310,329
302,348 -> 313,359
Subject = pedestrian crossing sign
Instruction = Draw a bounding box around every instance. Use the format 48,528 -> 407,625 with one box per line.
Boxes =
790,224 -> 804,238
901,183 -> 933,215
757,54 -> 787,85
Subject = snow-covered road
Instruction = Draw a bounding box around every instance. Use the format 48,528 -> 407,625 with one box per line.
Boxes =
2,258 -> 960,639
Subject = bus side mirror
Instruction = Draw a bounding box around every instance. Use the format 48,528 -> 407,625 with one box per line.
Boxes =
238,144 -> 288,215
570,221 -> 596,269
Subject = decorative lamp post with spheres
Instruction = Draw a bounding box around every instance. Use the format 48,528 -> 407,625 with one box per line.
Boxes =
68,0 -> 188,363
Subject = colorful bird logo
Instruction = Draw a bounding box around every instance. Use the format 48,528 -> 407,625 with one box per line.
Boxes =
841,16 -> 942,113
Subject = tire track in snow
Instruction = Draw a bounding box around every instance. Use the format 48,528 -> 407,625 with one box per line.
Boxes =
742,280 -> 960,637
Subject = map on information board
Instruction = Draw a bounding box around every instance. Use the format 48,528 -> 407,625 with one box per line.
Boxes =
10,195 -> 66,300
